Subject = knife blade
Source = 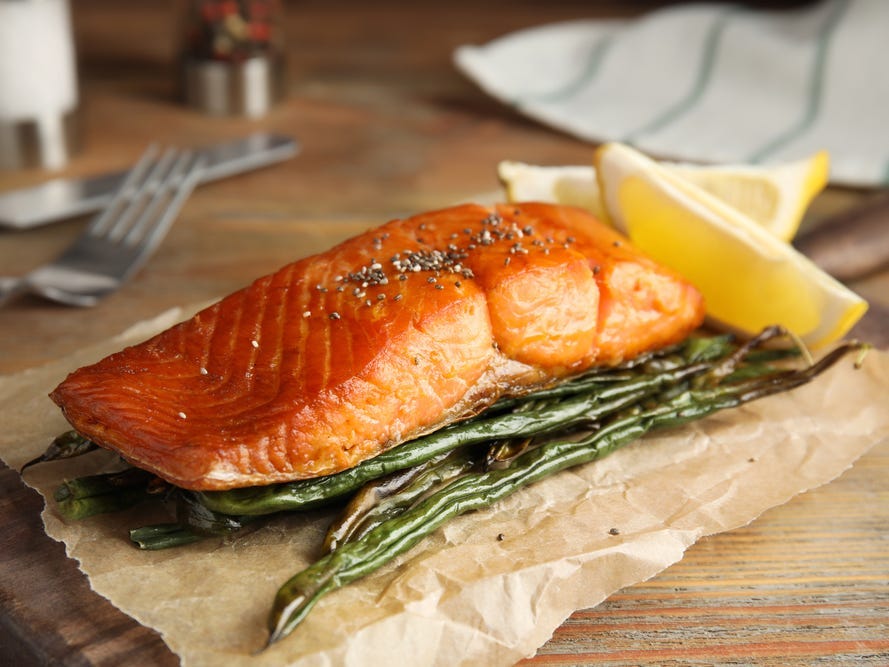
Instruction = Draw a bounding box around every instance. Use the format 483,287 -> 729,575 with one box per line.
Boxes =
794,192 -> 889,282
0,133 -> 299,230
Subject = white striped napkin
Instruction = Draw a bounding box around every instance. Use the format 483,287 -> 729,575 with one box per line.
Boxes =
454,0 -> 889,188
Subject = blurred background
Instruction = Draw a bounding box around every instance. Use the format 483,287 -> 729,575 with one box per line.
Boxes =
2,0 -> 836,218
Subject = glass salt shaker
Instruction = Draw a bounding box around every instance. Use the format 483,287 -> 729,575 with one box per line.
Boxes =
181,0 -> 285,118
0,0 -> 80,170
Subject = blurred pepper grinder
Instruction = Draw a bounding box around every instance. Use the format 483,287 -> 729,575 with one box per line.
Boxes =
0,0 -> 80,170
181,0 -> 285,118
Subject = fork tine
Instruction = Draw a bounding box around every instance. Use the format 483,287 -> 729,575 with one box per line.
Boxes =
118,152 -> 206,279
88,144 -> 160,236
106,147 -> 181,243
122,149 -> 193,245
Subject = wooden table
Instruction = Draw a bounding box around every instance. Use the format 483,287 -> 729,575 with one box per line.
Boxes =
1,2 -> 887,664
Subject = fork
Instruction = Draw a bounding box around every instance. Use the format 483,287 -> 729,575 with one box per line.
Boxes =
0,146 -> 205,307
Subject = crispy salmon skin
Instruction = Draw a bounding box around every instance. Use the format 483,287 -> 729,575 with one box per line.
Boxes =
50,203 -> 704,490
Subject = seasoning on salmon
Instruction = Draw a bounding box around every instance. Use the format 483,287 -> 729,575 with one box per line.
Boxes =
49,203 -> 705,491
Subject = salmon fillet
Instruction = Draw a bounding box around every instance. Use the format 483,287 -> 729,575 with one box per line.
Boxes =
50,203 -> 704,490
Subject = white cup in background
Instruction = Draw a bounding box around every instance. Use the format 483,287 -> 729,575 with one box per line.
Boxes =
0,0 -> 79,170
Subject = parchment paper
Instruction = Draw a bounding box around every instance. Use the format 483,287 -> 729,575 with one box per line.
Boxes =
1,307 -> 888,667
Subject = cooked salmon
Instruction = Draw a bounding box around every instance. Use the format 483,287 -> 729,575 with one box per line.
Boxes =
50,203 -> 705,490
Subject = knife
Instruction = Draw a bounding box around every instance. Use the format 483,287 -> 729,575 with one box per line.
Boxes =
0,133 -> 299,230
794,192 -> 889,282
793,194 -> 889,348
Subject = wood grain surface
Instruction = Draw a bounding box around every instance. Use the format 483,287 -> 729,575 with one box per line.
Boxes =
1,2 -> 887,665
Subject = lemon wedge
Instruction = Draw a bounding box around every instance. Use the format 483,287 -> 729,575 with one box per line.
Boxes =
498,161 -> 606,220
499,151 -> 829,242
592,142 -> 866,348
667,152 -> 829,241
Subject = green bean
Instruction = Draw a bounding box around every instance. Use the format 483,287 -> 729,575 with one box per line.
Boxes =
53,468 -> 161,520
324,449 -> 478,553
21,430 -> 97,473
57,487 -> 155,521
129,524 -> 204,550
322,454 -> 450,553
54,468 -> 157,502
176,492 -> 256,537
485,437 -> 532,469
126,487 -> 258,550
265,340 -> 861,646
704,325 -> 785,384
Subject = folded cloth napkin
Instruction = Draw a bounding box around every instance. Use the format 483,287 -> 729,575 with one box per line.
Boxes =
454,0 -> 889,187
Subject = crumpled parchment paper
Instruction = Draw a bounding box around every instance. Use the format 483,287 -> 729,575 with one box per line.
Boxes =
1,307 -> 887,667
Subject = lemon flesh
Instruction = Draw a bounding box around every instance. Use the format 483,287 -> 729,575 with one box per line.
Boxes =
668,152 -> 829,241
498,161 -> 605,220
594,143 -> 867,348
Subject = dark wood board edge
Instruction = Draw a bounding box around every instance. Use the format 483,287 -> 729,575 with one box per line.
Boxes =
0,464 -> 178,667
